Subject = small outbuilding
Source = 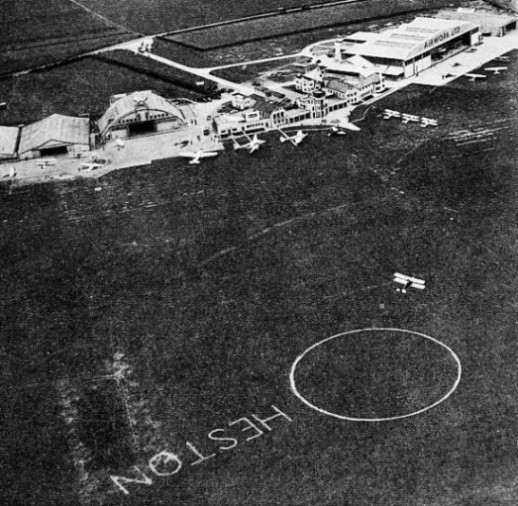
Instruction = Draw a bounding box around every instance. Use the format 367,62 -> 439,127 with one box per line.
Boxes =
19,114 -> 90,159
0,126 -> 20,160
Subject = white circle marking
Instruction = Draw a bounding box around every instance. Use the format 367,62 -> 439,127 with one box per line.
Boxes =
289,328 -> 462,422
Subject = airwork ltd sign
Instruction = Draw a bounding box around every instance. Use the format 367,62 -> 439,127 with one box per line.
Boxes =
423,26 -> 462,50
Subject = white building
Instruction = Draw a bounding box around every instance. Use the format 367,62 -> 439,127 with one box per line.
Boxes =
435,9 -> 517,37
18,114 -> 90,160
214,110 -> 270,137
214,98 -> 287,136
294,67 -> 324,93
331,17 -> 482,79
98,90 -> 188,140
296,90 -> 327,119
325,72 -> 384,103
0,126 -> 20,160
231,93 -> 256,110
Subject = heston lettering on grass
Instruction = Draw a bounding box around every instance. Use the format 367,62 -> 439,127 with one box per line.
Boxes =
110,405 -> 293,495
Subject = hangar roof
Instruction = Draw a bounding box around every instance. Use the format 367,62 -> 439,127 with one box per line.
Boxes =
98,90 -> 185,135
435,10 -> 517,33
346,17 -> 479,61
321,54 -> 378,78
19,115 -> 89,155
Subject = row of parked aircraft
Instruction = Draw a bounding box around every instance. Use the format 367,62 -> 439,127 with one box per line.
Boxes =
178,128 -> 312,163
464,66 -> 508,81
383,109 -> 438,127
180,122 -> 360,163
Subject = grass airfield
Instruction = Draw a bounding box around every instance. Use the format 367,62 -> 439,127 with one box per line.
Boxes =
1,53 -> 518,506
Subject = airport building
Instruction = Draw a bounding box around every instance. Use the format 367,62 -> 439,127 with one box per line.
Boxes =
435,9 -> 517,37
0,126 -> 20,160
214,110 -> 270,137
231,94 -> 256,110
295,67 -> 324,93
18,114 -> 90,160
98,90 -> 188,140
329,16 -> 482,79
214,95 -> 288,137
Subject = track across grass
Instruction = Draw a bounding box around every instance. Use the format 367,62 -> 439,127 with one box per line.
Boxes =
1,52 -> 517,506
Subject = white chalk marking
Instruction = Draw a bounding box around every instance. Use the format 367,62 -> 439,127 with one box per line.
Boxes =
110,466 -> 153,495
185,441 -> 217,465
289,328 -> 461,422
148,451 -> 182,476
207,429 -> 238,451
228,417 -> 264,441
252,405 -> 293,431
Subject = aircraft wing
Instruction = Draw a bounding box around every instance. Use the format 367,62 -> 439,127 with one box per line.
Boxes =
178,151 -> 219,159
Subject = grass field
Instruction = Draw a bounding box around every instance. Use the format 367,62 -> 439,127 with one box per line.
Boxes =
165,0 -> 463,50
75,0 -> 352,35
0,56 -> 205,126
0,0 -> 132,75
1,52 -> 517,506
96,51 -> 220,96
152,11 -> 422,68
152,0 -> 483,69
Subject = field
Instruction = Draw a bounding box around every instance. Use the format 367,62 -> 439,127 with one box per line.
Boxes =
152,11 -> 422,68
0,56 -> 206,127
0,0 -> 132,75
96,51 -> 220,96
152,0 -> 486,69
1,48 -> 517,506
75,0 -> 352,35
165,0 -> 463,50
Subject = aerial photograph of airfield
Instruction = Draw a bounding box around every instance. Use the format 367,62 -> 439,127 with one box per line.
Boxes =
1,0 -> 518,504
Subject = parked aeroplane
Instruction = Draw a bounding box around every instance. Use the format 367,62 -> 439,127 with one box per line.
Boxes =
393,272 -> 426,292
233,132 -> 266,153
279,129 -> 308,146
401,113 -> 420,124
494,55 -> 510,63
484,66 -> 507,75
177,149 -> 219,164
79,163 -> 103,172
329,118 -> 361,131
382,109 -> 401,119
35,158 -> 56,169
420,117 -> 438,128
465,73 -> 486,81
327,126 -> 347,136
341,122 -> 361,132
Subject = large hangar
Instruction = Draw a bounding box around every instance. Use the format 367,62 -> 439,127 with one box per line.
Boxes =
98,90 -> 188,140
18,114 -> 90,160
435,9 -> 517,37
339,17 -> 481,78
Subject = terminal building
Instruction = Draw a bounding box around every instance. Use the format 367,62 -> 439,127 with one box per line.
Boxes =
98,90 -> 188,140
329,16 -> 482,79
